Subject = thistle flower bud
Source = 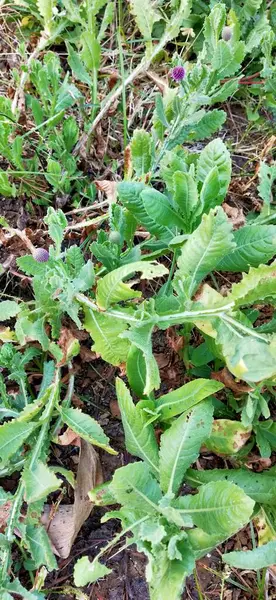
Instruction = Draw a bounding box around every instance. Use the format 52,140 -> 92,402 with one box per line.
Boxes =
109,231 -> 121,245
222,26 -> 232,41
170,65 -> 186,82
33,248 -> 49,263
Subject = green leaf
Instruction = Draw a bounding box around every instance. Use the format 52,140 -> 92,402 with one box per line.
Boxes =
228,261 -> 276,307
44,207 -> 67,252
197,138 -> 231,206
111,461 -> 162,514
258,161 -> 276,213
156,378 -> 223,421
37,0 -> 55,33
187,110 -> 226,142
0,301 -> 20,321
204,419 -> 252,455
96,260 -> 168,309
148,543 -> 195,600
130,0 -> 161,55
23,460 -> 61,503
126,345 -> 147,398
118,181 -> 170,240
81,32 -> 101,71
116,378 -> 159,474
131,130 -> 153,177
160,400 -> 214,495
176,207 -> 235,296
61,407 -> 116,454
0,420 -> 36,466
98,1 -> 115,42
185,467 -> 276,505
224,540 -> 276,569
122,322 -> 160,395
0,172 -> 15,197
172,171 -> 199,232
218,225 -> 276,272
26,524 -> 57,570
204,3 -> 226,50
177,481 -> 255,536
83,308 -> 130,365
66,42 -> 92,85
142,188 -> 186,234
74,556 -> 112,586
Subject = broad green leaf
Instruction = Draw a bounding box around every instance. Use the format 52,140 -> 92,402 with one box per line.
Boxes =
0,301 -> 20,321
44,207 -> 67,253
187,110 -> 226,142
218,225 -> 276,272
131,130 -> 153,177
74,556 -> 112,586
186,467 -> 276,505
26,524 -> 57,570
96,260 -> 168,309
66,42 -> 92,85
258,161 -> 276,214
142,189 -> 186,234
111,462 -> 162,514
126,345 -> 147,398
130,0 -> 161,55
187,527 -> 228,559
156,378 -> 223,421
176,207 -> 235,296
244,0 -> 263,18
199,166 -> 221,213
147,543 -> 195,600
0,172 -> 15,197
118,181 -> 170,240
197,139 -> 231,206
98,1 -> 115,42
204,3 -> 226,50
172,171 -> 199,232
23,460 -> 61,503
177,481 -> 255,536
81,32 -> 101,71
228,261 -> 276,307
1,578 -> 44,600
0,420 -> 36,465
37,0 -> 55,33
122,322 -> 160,395
116,378 -> 159,474
211,40 -> 245,78
159,400 -> 214,495
61,407 -> 116,454
224,540 -> 276,569
83,308 -> 130,366
204,419 -> 251,455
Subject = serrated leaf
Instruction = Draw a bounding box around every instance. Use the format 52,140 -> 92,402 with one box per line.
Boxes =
131,130 -> 153,177
0,420 -> 36,465
26,524 -> 57,570
228,260 -> 276,307
74,556 -> 112,586
122,321 -> 160,395
218,225 -> 276,272
61,407 -> 116,454
177,481 -> 255,536
116,378 -> 159,474
66,42 -> 92,85
160,400 -> 214,495
148,543 -> 195,600
81,32 -> 101,71
185,467 -> 276,505
176,207 -> 235,297
130,0 -> 161,50
37,0 -> 55,31
0,301 -> 20,321
83,308 -> 130,365
188,110 -> 226,142
16,255 -> 47,276
23,460 -> 61,503
96,260 -> 168,309
224,540 -> 276,569
156,378 -> 223,421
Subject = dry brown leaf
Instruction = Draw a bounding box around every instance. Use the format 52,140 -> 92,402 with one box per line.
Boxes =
110,399 -> 121,419
166,327 -> 184,353
57,427 -> 81,447
56,327 -> 80,367
211,367 -> 252,396
147,70 -> 169,94
0,500 -> 12,532
79,346 -> 97,362
41,440 -> 102,558
95,180 -> 117,204
223,202 -> 245,229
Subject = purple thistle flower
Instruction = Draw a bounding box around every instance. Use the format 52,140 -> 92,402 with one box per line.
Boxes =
33,248 -> 49,263
170,65 -> 186,82
222,26 -> 232,41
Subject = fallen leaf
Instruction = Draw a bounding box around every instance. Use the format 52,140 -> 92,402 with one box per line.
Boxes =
211,367 -> 252,396
223,202 -> 245,229
94,180 -> 117,204
166,327 -> 184,354
57,327 -> 80,366
110,399 -> 121,419
41,440 -> 102,558
0,500 -> 12,532
57,428 -> 81,447
147,70 -> 169,94
80,346 -> 97,362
